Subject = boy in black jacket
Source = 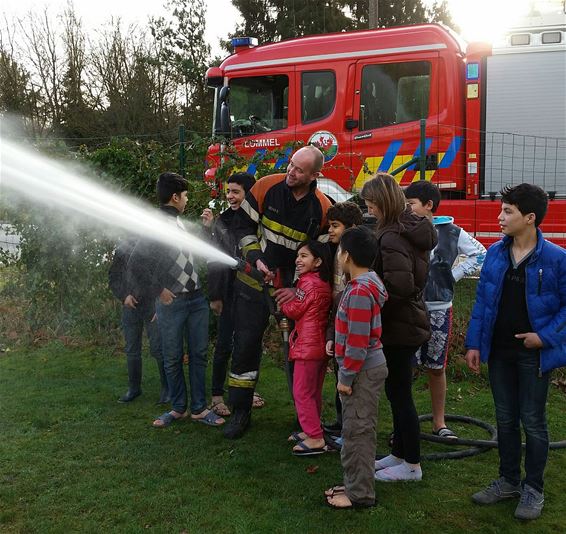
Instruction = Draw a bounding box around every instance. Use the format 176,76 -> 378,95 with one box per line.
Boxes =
109,237 -> 168,404
201,172 -> 255,417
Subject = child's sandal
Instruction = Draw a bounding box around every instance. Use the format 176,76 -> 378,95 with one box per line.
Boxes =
324,485 -> 345,497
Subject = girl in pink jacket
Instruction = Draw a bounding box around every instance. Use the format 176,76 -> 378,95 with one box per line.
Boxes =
281,240 -> 332,456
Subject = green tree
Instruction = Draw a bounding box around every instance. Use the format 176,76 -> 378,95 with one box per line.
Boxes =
151,0 -> 213,135
59,6 -> 98,140
0,49 -> 32,116
230,0 -> 356,43
230,0 -> 457,45
346,0 -> 457,30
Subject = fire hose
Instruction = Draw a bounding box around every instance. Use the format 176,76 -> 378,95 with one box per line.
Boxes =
418,414 -> 566,461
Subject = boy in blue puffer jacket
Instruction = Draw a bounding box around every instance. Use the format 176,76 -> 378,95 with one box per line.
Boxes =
465,183 -> 566,521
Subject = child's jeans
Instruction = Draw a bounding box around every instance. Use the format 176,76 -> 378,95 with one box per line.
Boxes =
293,359 -> 327,439
489,347 -> 550,493
156,291 -> 209,415
341,363 -> 388,505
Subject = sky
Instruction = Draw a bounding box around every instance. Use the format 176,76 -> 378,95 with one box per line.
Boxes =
1,0 -> 564,57
1,0 -> 242,58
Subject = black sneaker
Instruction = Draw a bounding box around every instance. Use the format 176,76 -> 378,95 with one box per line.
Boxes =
322,421 -> 342,436
223,410 -> 251,440
118,390 -> 141,403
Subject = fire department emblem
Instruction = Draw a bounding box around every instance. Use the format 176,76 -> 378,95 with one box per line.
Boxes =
308,131 -> 338,162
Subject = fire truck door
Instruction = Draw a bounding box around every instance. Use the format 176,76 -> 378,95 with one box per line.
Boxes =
227,69 -> 296,175
349,53 -> 440,191
294,65 -> 354,196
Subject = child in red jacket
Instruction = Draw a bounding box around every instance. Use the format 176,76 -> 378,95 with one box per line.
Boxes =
281,240 -> 332,456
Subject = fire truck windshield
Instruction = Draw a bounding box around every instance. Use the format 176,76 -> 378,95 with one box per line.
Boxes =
226,75 -> 288,138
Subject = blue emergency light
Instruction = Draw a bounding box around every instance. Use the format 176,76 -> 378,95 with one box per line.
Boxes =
466,62 -> 480,80
231,37 -> 258,51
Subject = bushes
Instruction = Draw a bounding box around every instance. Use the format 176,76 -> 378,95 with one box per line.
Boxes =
0,137 -> 213,346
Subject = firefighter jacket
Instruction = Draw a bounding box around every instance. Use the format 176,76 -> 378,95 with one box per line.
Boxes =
234,173 -> 332,290
280,271 -> 332,361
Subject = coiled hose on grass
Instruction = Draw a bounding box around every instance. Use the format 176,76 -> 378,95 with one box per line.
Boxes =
418,414 -> 566,461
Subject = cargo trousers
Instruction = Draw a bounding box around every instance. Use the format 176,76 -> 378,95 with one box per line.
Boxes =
340,363 -> 388,505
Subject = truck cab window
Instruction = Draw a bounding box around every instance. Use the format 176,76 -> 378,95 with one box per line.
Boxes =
360,61 -> 430,130
302,71 -> 336,123
229,75 -> 289,138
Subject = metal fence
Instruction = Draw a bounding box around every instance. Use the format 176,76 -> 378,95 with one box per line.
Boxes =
483,132 -> 566,197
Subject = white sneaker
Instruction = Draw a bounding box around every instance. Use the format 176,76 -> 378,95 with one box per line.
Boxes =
375,462 -> 422,482
375,454 -> 403,471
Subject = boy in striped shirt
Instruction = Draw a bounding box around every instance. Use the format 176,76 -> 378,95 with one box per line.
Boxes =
325,226 -> 389,510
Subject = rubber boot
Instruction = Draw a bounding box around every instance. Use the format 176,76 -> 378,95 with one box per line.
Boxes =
223,409 -> 251,439
118,358 -> 142,403
224,385 -> 253,439
156,358 -> 170,405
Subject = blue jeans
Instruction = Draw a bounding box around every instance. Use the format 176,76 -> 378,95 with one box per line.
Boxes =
489,348 -> 550,492
122,304 -> 162,363
156,291 -> 209,414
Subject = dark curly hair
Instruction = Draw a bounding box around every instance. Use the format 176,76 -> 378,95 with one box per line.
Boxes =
327,201 -> 363,228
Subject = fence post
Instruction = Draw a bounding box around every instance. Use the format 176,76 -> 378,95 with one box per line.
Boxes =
419,118 -> 426,181
179,124 -> 186,177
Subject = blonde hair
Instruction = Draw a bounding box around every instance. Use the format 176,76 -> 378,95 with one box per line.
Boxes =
360,173 -> 406,229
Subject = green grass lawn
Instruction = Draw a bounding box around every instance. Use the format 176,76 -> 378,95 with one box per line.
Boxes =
1,342 -> 566,533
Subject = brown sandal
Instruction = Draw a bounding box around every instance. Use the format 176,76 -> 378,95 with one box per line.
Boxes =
252,392 -> 265,409
211,400 -> 231,417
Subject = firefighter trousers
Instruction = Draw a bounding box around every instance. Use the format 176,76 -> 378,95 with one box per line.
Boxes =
227,280 -> 271,412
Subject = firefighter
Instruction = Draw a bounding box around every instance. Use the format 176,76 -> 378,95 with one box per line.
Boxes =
223,145 -> 332,439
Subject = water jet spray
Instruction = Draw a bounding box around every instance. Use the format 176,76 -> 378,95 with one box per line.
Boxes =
0,135 -> 238,269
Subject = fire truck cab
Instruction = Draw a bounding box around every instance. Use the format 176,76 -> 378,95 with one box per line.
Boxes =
206,18 -> 566,246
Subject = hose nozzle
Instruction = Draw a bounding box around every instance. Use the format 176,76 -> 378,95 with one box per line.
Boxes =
231,257 -> 266,286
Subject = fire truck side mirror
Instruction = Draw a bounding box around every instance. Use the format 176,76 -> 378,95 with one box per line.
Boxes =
219,86 -> 231,138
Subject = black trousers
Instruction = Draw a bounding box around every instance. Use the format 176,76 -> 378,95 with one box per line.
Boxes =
211,288 -> 235,397
227,280 -> 270,412
384,345 -> 421,464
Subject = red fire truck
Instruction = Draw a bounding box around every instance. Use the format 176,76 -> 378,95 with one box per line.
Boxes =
205,18 -> 566,246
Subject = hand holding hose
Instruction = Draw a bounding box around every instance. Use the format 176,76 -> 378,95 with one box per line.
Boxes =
256,259 -> 275,283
